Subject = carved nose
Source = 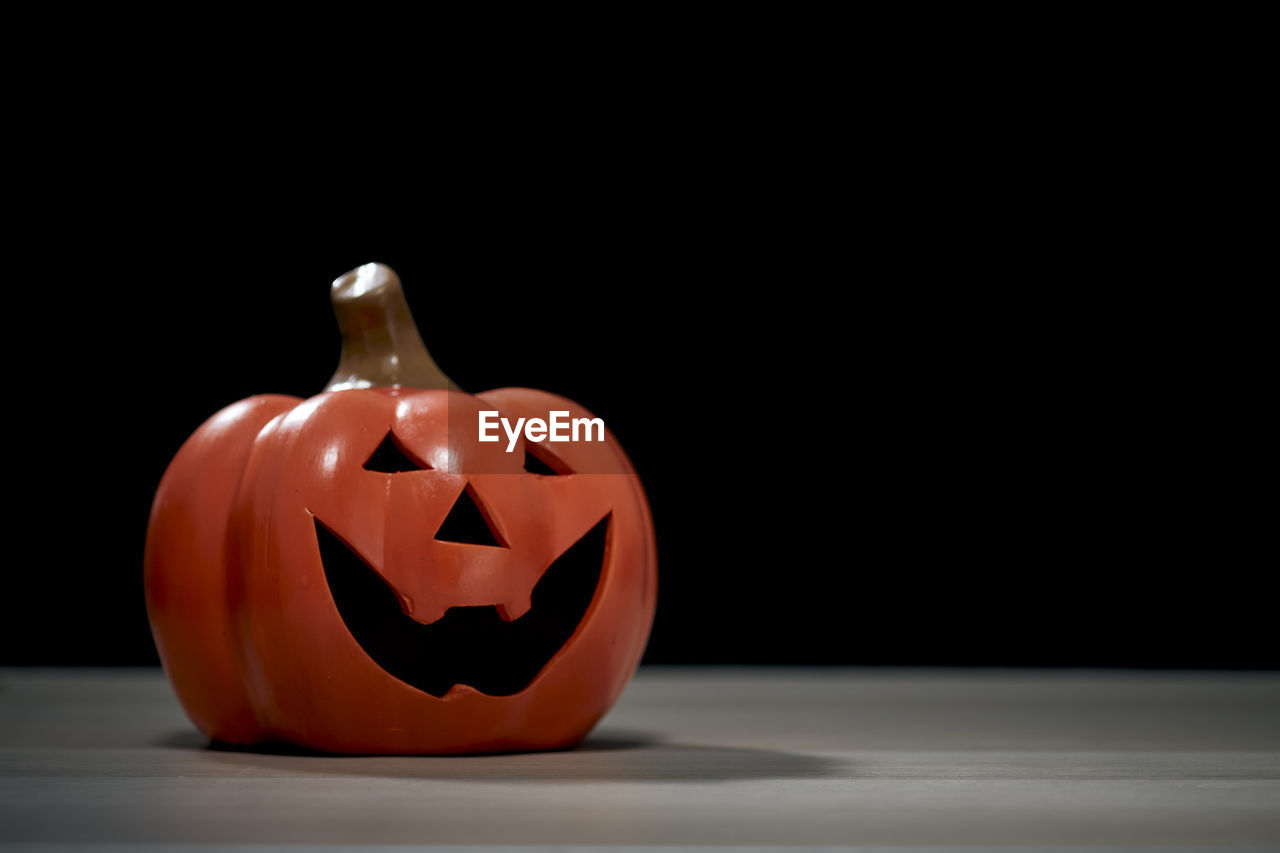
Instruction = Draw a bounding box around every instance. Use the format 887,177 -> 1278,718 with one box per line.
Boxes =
434,484 -> 508,548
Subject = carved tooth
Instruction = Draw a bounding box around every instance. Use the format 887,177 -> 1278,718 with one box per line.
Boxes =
406,600 -> 449,626
495,595 -> 532,622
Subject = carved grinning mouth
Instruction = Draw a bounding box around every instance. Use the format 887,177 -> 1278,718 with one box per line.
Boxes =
313,513 -> 611,697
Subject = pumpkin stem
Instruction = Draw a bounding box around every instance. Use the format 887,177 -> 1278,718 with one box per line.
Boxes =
324,263 -> 459,392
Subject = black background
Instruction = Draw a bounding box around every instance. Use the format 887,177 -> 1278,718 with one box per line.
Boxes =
5,112 -> 1269,670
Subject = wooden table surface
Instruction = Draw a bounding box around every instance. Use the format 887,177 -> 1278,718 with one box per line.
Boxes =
1,667 -> 1278,850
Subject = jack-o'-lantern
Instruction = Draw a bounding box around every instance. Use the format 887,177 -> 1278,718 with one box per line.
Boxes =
144,263 -> 657,754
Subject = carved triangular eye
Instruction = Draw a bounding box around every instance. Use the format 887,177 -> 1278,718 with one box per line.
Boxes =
435,484 -> 508,547
364,432 -> 430,473
524,443 -> 573,476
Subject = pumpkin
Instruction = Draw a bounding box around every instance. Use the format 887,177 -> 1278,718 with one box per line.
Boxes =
144,263 -> 657,754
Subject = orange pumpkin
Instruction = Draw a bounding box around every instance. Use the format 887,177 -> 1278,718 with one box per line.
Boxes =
144,264 -> 656,753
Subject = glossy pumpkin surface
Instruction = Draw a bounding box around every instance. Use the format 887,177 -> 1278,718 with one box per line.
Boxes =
144,265 -> 656,754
